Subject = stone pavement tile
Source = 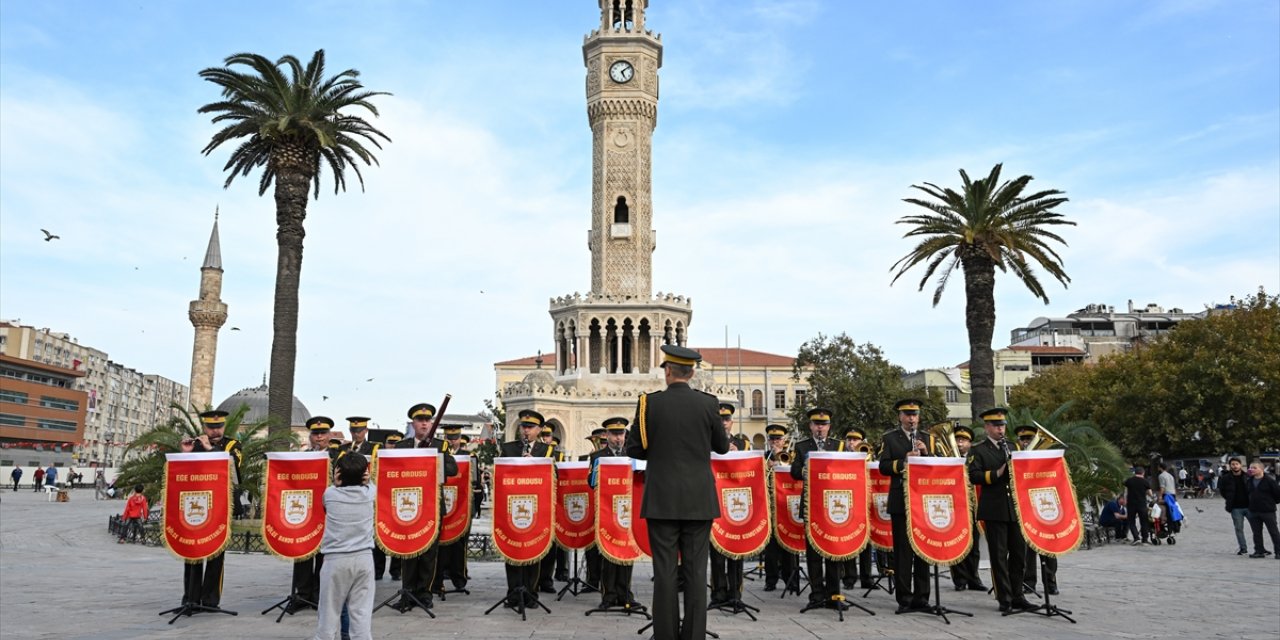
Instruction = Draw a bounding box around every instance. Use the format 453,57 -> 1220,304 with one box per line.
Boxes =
1,490 -> 1277,639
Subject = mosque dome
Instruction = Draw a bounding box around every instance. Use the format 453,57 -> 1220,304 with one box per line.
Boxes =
216,380 -> 312,426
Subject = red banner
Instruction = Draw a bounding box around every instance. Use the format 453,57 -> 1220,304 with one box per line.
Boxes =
771,466 -> 806,554
632,462 -> 651,557
710,451 -> 770,559
162,453 -> 233,562
868,466 -> 893,551
555,462 -> 595,551
595,458 -> 641,564
904,457 -> 973,566
262,452 -> 329,560
440,455 -> 472,545
804,452 -> 869,560
1011,450 -> 1083,557
374,448 -> 441,558
492,457 -> 556,565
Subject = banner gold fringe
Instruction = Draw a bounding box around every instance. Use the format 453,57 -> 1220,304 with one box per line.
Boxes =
903,462 -> 972,567
1010,452 -> 1084,559
711,456 -> 770,560
161,457 -> 234,564
803,457 -> 867,562
260,456 -> 329,562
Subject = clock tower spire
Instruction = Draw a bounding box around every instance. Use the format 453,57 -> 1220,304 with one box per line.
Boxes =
583,0 -> 662,297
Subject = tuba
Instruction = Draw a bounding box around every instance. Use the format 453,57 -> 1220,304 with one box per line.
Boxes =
1021,421 -> 1067,451
929,422 -> 961,458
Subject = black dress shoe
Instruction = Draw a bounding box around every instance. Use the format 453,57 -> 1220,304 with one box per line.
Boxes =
911,601 -> 931,611
1249,552 -> 1267,558
842,580 -> 857,590
1011,599 -> 1034,610
999,602 -> 1011,613
1046,587 -> 1059,595
555,572 -> 569,582
953,584 -> 967,591
762,584 -> 777,592
860,581 -> 874,590
539,584 -> 556,594
969,582 -> 988,591
374,574 -> 384,581
1237,549 -> 1248,555
896,605 -> 913,614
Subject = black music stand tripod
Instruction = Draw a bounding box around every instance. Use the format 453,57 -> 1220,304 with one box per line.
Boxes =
798,564 -> 874,621
260,586 -> 315,623
1004,556 -> 1075,623
374,582 -> 436,618
861,549 -> 894,599
557,548 -> 598,600
708,559 -> 759,620
159,567 -> 239,624
779,550 -> 809,599
484,564 -> 551,621
896,562 -> 972,625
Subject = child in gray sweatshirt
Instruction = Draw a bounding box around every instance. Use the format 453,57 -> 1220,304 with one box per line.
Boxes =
312,452 -> 376,640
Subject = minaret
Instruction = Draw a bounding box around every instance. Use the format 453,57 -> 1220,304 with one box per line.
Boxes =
188,210 -> 228,410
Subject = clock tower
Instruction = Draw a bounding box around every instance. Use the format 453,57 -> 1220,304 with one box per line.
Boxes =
583,0 -> 661,297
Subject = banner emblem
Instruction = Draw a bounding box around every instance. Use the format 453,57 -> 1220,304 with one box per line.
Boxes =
510,495 -> 537,530
924,494 -> 954,530
282,490 -> 311,526
723,487 -> 751,523
613,494 -> 632,528
873,494 -> 890,522
565,493 -> 588,523
904,457 -> 972,566
182,491 -> 212,527
394,487 -> 422,523
442,486 -> 457,516
1030,487 -> 1062,523
824,490 -> 851,525
787,495 -> 802,524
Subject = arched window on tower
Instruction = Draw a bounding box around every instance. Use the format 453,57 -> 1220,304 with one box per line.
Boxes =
610,0 -> 635,30
614,196 -> 629,224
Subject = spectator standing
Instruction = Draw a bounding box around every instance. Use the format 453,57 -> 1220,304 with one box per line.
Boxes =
1123,467 -> 1153,545
1178,466 -> 1188,488
119,484 -> 149,543
1244,461 -> 1280,559
311,451 -> 376,640
32,467 -> 44,492
44,465 -> 57,489
1220,458 -> 1251,555
10,466 -> 21,492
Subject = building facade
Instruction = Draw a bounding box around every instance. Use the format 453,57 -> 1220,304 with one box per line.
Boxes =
1009,300 -> 1208,362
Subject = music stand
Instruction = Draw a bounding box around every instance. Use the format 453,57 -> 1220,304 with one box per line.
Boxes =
484,566 -> 550,621
797,564 -> 873,621
741,552 -> 765,581
896,563 -> 972,625
558,548 -> 599,600
373,586 -> 435,618
861,551 -> 894,598
1004,556 -> 1075,623
260,586 -> 316,623
587,600 -> 651,618
779,551 -> 809,599
160,570 -> 238,624
707,560 -> 759,620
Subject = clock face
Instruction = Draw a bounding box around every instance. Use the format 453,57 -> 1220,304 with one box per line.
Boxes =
609,60 -> 634,84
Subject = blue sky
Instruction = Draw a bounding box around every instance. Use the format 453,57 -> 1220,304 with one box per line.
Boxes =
2,0 -> 1277,432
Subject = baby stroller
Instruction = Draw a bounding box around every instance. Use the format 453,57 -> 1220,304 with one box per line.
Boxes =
1150,494 -> 1184,545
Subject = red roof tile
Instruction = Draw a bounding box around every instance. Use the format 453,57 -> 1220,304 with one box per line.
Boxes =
495,347 -> 795,368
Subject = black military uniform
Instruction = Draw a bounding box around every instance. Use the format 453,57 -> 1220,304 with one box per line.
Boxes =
762,424 -> 797,591
183,410 -> 244,608
538,428 -> 570,591
838,428 -> 875,590
345,417 -> 388,580
579,427 -> 607,590
433,425 -> 470,593
589,417 -> 640,608
383,433 -> 405,580
968,408 -> 1031,612
498,410 -> 554,607
790,408 -> 843,608
878,399 -> 933,612
948,425 -> 986,592
290,416 -> 341,611
1014,426 -> 1059,595
624,345 -> 729,640
709,403 -> 749,606
391,403 -> 459,611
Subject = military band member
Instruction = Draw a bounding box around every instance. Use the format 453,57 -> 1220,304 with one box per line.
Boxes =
839,427 -> 875,590
968,408 -> 1032,613
178,410 -> 243,609
580,427 -> 608,589
790,407 -> 844,610
390,403 -> 459,611
709,403 -> 748,607
535,426 -> 569,592
498,410 -> 554,608
588,418 -> 641,608
290,416 -> 340,612
1015,425 -> 1059,595
879,398 -> 933,613
383,433 -> 405,581
433,425 -> 471,594
624,345 -> 729,640
949,425 -> 987,591
762,424 -> 797,592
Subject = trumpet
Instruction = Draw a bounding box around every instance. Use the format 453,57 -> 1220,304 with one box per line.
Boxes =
854,441 -> 873,455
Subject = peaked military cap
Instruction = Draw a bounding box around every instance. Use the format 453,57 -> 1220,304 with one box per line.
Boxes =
659,344 -> 702,367
844,427 -> 866,441
765,424 -> 788,439
346,416 -> 370,430
198,410 -> 229,426
385,433 -> 404,445
807,407 -> 833,424
894,399 -> 922,413
718,403 -> 735,417
517,410 -> 545,428
306,416 -> 335,432
459,434 -> 472,445
603,416 -> 629,433
540,425 -> 554,435
980,407 -> 1009,424
587,427 -> 606,441
407,403 -> 436,420
443,424 -> 463,439
1015,425 -> 1038,439
953,425 -> 975,441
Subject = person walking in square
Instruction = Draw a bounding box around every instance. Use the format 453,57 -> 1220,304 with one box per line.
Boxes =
1244,460 -> 1280,559
625,345 -> 729,640
1220,457 -> 1251,555
119,484 -> 149,543
10,465 -> 21,492
32,466 -> 43,492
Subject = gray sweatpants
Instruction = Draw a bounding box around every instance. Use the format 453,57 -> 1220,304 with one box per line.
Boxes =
312,550 -> 374,640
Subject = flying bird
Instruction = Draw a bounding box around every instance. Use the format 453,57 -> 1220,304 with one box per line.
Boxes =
230,327 -> 241,331
366,378 -> 375,382
322,395 -> 329,401
41,229 -> 60,242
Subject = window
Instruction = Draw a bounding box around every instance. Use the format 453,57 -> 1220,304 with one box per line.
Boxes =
750,390 -> 765,416
37,418 -> 76,432
40,396 -> 79,411
774,389 -> 786,409
945,388 -> 959,403
0,390 -> 28,405
0,414 -> 26,427
614,196 -> 630,223
794,389 -> 807,408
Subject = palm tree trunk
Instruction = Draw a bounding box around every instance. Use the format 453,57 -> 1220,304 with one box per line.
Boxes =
962,254 -> 997,423
267,166 -> 311,436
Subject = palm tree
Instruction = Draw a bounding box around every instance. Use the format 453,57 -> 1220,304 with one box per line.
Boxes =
198,50 -> 390,434
890,164 -> 1074,422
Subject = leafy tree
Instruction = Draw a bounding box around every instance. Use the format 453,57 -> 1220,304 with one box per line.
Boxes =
891,164 -> 1075,423
115,404 -> 297,510
1012,289 -> 1280,459
790,333 -> 947,445
198,50 -> 391,434
1005,404 -> 1128,505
